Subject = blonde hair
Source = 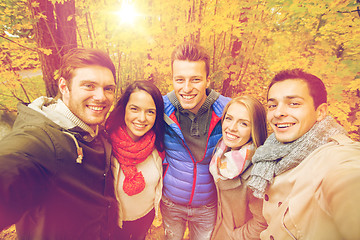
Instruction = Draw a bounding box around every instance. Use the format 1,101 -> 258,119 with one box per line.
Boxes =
222,95 -> 268,148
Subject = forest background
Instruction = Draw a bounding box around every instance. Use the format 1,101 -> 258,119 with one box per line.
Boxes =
0,0 -> 360,239
1,0 -> 360,140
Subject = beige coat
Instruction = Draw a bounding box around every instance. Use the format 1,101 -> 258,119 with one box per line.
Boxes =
112,149 -> 163,227
211,165 -> 267,240
261,134 -> 360,240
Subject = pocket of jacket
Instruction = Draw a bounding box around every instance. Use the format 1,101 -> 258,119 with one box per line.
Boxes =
282,206 -> 299,240
217,177 -> 242,191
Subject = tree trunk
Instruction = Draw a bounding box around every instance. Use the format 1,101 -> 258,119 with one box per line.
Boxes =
28,0 -> 77,97
221,39 -> 242,96
55,0 -> 77,55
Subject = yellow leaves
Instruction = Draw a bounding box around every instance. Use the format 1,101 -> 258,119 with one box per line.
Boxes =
348,78 -> 360,91
288,2 -> 308,16
328,97 -> 359,140
53,70 -> 60,82
268,50 -> 310,74
37,12 -> 47,20
352,111 -> 360,133
211,70 -> 226,88
4,8 -> 13,16
328,101 -> 354,129
354,112 -> 360,126
49,0 -> 66,4
151,214 -> 162,228
0,70 -> 43,111
1,0 -> 359,139
30,1 -> 40,8
229,64 -> 241,73
329,84 -> 345,101
38,48 -> 52,56
330,102 -> 351,119
329,0 -> 350,9
306,4 -> 328,16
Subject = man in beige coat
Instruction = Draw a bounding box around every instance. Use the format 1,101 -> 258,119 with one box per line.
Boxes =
248,69 -> 360,240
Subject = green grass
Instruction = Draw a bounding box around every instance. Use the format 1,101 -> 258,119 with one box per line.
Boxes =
0,71 -> 46,111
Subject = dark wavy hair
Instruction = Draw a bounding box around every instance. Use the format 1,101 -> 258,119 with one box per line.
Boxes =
106,81 -> 164,152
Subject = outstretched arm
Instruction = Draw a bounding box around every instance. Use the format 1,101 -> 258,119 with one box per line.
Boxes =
321,161 -> 360,239
0,128 -> 52,230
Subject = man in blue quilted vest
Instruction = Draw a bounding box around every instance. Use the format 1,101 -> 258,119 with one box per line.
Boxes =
161,42 -> 231,240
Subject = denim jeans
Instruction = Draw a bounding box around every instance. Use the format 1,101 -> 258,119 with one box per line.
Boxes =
160,196 -> 217,240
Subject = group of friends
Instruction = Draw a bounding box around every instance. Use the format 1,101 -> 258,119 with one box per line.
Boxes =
0,42 -> 359,240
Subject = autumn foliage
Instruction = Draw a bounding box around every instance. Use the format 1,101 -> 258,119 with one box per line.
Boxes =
1,0 -> 359,141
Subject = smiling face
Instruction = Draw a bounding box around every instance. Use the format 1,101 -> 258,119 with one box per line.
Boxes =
172,60 -> 210,114
124,90 -> 157,141
59,65 -> 116,130
222,102 -> 252,150
267,79 -> 327,143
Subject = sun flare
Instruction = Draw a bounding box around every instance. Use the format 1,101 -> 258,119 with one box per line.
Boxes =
117,2 -> 139,25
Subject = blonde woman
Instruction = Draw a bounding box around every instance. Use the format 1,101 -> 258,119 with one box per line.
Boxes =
210,95 -> 268,240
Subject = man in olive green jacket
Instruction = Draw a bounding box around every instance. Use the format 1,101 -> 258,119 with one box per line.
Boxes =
0,48 -> 118,240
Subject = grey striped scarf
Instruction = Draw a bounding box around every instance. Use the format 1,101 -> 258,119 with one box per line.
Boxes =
248,116 -> 347,198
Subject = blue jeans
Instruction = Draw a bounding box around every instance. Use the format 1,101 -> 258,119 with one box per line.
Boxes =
160,196 -> 217,240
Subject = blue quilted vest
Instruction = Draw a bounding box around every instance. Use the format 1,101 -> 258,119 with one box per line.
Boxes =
162,93 -> 230,206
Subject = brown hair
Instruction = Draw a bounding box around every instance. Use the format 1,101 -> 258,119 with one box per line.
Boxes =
171,42 -> 210,77
268,68 -> 327,109
59,48 -> 116,88
106,81 -> 164,152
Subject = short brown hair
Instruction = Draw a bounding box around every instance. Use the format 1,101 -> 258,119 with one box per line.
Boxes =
171,42 -> 210,77
59,48 -> 116,87
268,69 -> 327,109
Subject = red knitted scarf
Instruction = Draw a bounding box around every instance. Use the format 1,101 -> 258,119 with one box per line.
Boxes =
110,126 -> 155,196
